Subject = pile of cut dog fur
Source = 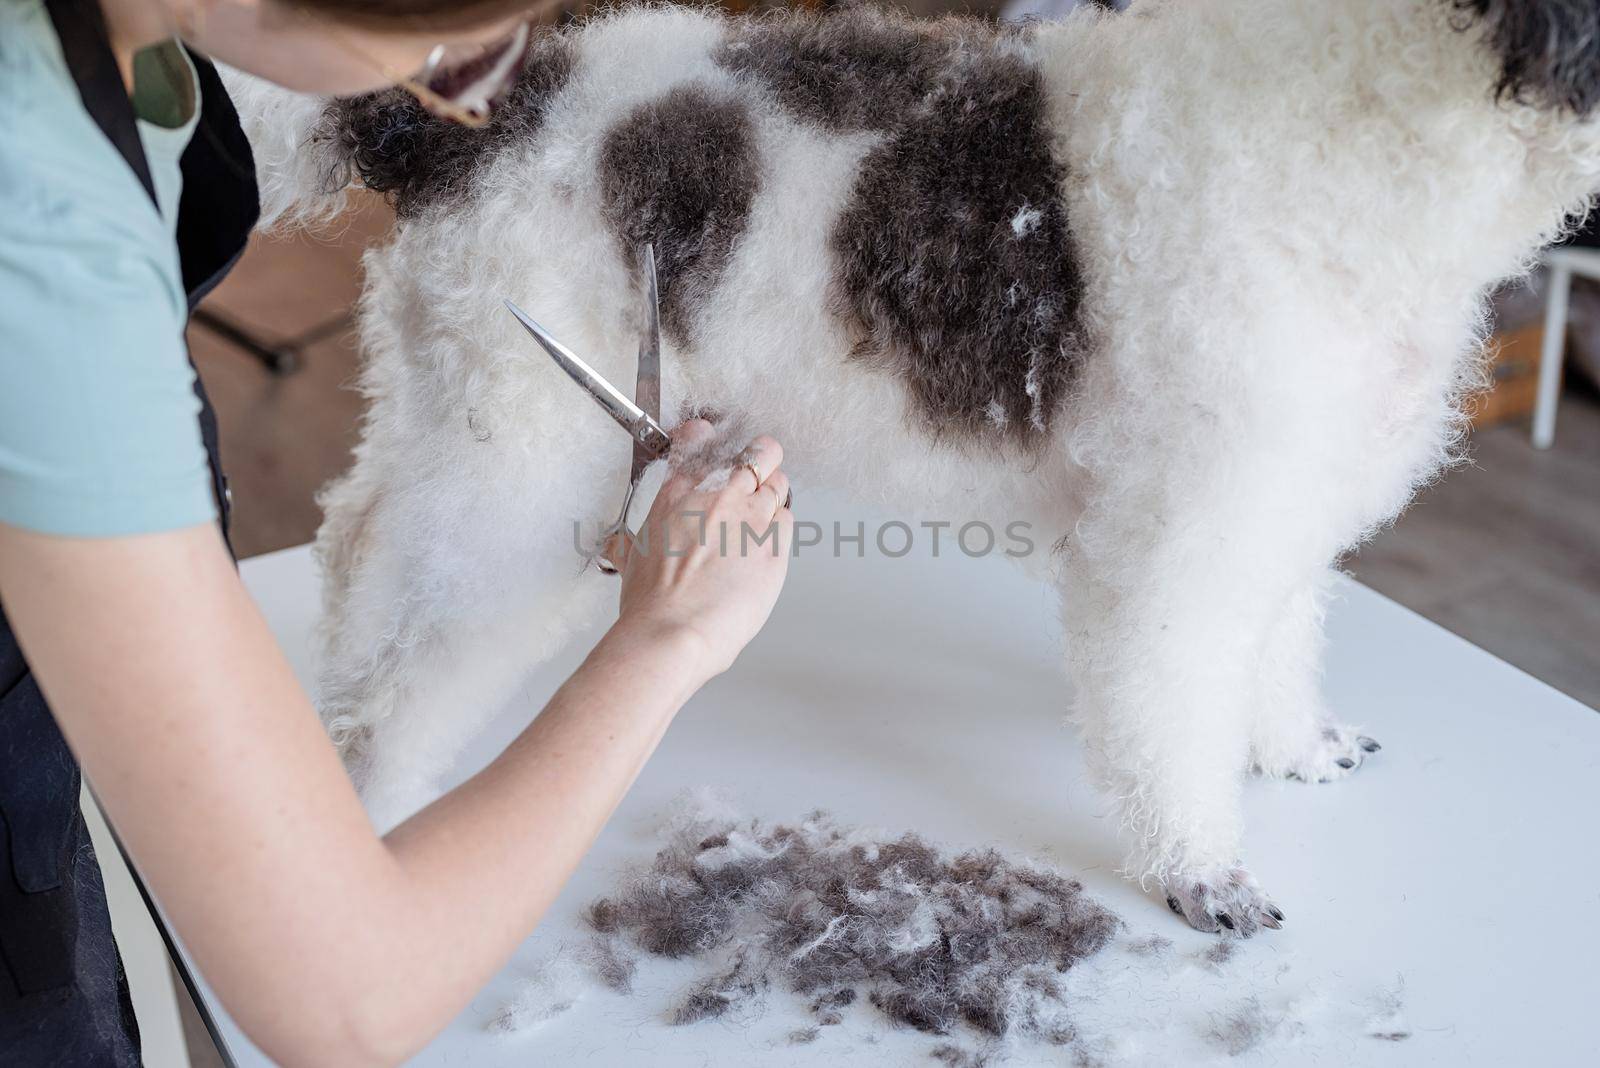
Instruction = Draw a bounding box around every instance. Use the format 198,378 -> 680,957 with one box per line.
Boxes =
596,806 -> 1116,1045
490,796 -> 1412,1064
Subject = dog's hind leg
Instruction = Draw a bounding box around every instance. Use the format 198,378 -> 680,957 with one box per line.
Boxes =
1057,351 -> 1354,933
314,445 -> 615,832
1248,566 -> 1381,783
330,576 -> 609,834
1059,513 -> 1287,935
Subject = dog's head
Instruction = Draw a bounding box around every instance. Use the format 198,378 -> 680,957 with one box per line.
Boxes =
1453,0 -> 1600,116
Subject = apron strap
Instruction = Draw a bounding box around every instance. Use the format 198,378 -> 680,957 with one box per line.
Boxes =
180,55 -> 261,305
43,0 -> 159,209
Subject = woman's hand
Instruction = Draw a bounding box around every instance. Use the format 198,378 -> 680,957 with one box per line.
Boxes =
610,419 -> 793,682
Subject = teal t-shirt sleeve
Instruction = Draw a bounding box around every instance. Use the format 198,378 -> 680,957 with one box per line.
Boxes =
0,204 -> 217,537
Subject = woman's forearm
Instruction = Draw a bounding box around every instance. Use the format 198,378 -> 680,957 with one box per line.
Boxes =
359,622 -> 707,1058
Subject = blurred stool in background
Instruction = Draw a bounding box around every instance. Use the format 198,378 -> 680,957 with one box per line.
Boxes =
1534,246 -> 1600,449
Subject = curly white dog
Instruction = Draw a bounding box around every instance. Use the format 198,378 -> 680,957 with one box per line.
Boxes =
233,0 -> 1600,934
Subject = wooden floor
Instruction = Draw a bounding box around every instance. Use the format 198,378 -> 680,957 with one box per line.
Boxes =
1349,395 -> 1600,709
185,199 -> 387,561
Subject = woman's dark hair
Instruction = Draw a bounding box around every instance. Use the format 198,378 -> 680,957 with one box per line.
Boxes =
300,0 -> 566,33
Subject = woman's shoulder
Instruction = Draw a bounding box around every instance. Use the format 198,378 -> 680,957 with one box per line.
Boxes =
0,173 -> 186,348
0,141 -> 185,343
0,9 -> 211,538
0,0 -> 173,251
0,199 -> 214,537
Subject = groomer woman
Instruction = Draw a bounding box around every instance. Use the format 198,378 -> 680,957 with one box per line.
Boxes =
0,1 -> 794,1063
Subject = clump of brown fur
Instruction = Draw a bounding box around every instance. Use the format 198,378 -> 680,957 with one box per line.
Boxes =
583,803 -> 1121,1054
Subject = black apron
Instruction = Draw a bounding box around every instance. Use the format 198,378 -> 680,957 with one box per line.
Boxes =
0,1 -> 259,1062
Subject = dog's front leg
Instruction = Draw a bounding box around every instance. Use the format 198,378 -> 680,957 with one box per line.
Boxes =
1249,566 -> 1381,782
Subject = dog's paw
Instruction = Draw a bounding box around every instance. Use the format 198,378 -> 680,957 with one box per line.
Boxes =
1162,866 -> 1283,936
1256,722 -> 1381,784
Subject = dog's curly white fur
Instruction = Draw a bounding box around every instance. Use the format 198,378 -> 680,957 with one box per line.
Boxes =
229,0 -> 1600,933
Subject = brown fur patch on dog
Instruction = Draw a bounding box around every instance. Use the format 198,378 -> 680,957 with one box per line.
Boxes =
716,7 -> 960,133
597,85 -> 763,343
830,48 -> 1087,446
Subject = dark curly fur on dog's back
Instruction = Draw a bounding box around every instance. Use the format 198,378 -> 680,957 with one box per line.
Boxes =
597,85 -> 762,343
826,47 -> 1086,442
713,10 -> 972,133
1453,0 -> 1600,115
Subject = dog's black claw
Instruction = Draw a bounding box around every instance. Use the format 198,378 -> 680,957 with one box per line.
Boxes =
1259,912 -> 1282,930
1336,757 -> 1356,769
1217,913 -> 1235,930
1359,736 -> 1381,752
1286,771 -> 1305,782
1267,904 -> 1285,922
1167,894 -> 1183,915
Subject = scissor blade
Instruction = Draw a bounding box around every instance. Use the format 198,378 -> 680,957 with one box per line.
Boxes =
503,299 -> 669,453
632,244 -> 663,482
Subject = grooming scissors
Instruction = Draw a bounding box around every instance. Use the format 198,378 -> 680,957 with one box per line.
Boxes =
503,244 -> 668,571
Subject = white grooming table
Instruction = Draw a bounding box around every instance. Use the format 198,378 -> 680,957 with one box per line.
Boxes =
171,490 -> 1598,1066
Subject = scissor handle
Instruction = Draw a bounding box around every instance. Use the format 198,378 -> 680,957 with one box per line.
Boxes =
636,423 -> 671,456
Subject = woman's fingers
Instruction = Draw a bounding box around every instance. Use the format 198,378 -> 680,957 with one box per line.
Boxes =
753,469 -> 790,520
670,417 -> 716,448
614,430 -> 794,681
731,436 -> 784,494
599,528 -> 630,573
